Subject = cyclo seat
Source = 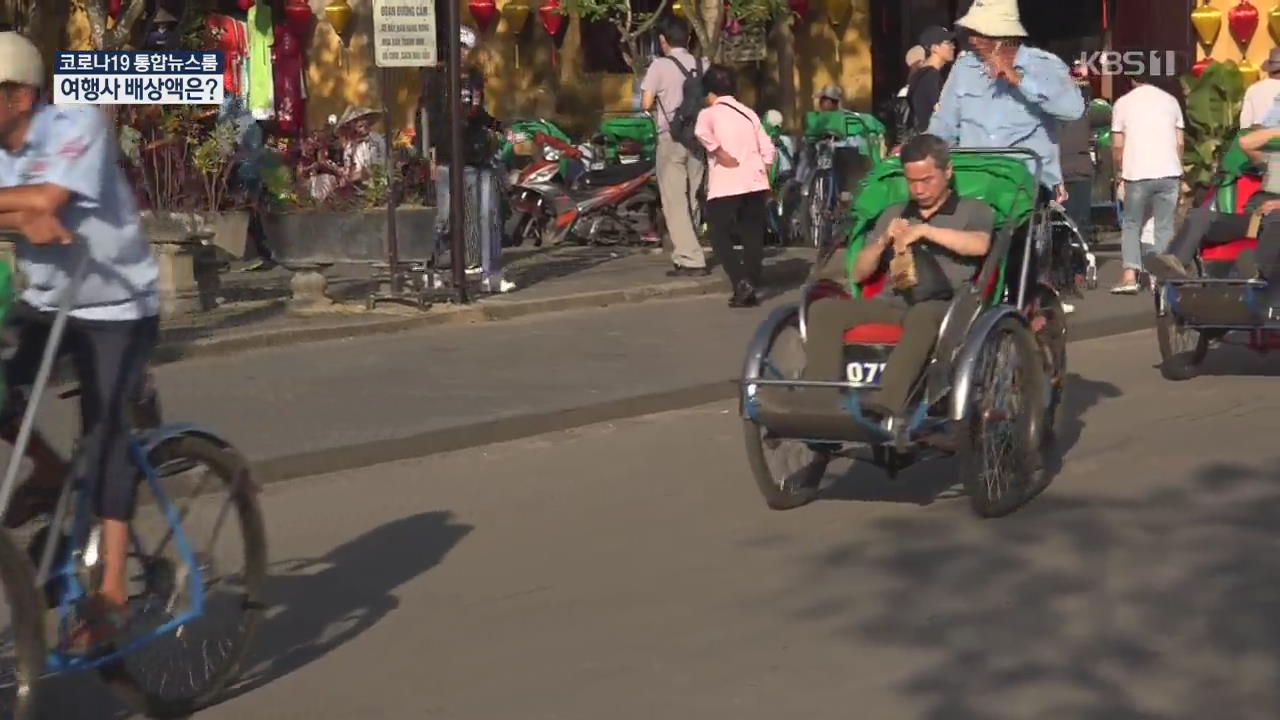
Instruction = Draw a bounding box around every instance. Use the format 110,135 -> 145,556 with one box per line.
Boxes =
574,160 -> 654,189
815,153 -> 1040,349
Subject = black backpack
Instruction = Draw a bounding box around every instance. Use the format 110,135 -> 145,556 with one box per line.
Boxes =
662,56 -> 706,154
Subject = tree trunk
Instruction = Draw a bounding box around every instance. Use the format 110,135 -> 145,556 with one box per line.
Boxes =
771,16 -> 796,127
688,0 -> 723,60
81,0 -> 148,50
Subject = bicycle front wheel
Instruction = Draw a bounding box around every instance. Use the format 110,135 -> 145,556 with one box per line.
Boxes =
0,528 -> 44,720
100,435 -> 267,719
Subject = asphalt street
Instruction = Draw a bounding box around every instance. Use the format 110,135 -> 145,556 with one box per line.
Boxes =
36,328 -> 1280,719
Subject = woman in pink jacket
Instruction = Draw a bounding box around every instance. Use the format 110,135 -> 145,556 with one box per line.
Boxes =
695,65 -> 776,307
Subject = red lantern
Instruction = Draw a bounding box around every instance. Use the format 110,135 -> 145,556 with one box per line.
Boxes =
470,0 -> 499,33
108,0 -> 122,19
788,0 -> 809,18
539,0 -> 565,38
1229,0 -> 1260,47
238,0 -> 255,10
283,0 -> 314,34
1192,56 -> 1214,77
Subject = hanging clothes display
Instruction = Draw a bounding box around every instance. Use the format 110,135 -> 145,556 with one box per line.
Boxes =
272,23 -> 307,135
206,14 -> 249,97
246,1 -> 276,120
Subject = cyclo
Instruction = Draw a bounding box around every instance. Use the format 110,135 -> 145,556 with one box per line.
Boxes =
740,149 -> 1068,516
793,110 -> 886,248
1152,133 -> 1280,380
0,256 -> 266,719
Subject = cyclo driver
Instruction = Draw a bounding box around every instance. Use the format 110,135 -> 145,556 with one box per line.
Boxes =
804,135 -> 994,436
0,33 -> 160,649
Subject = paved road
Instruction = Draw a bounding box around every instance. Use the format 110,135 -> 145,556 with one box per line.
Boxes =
33,263 -> 1153,481
41,328 -> 1280,719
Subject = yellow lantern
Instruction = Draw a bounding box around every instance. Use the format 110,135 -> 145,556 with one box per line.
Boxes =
1270,2 -> 1280,40
1191,1 -> 1223,47
324,0 -> 353,37
503,0 -> 532,32
1239,57 -> 1261,84
826,0 -> 851,26
671,0 -> 685,19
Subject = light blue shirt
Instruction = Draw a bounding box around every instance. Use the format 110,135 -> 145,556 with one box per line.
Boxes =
0,105 -> 158,320
928,46 -> 1085,189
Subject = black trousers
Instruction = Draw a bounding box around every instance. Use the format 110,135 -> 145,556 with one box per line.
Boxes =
1166,206 -> 1280,282
706,190 -> 768,288
6,303 -> 159,521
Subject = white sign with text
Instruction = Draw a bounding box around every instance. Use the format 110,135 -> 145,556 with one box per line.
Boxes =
373,0 -> 438,67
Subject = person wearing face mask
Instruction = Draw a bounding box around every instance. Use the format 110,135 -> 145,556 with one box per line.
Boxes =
927,0 -> 1084,201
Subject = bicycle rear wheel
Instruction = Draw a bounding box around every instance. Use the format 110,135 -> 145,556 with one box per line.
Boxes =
0,530 -> 43,720
99,435 -> 266,718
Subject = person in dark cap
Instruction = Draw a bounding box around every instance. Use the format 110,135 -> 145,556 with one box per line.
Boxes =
907,25 -> 955,133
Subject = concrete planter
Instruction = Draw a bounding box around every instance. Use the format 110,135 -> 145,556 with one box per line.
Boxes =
260,207 -> 436,309
140,211 -> 222,318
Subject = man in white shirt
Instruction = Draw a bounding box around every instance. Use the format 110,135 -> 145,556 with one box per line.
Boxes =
1241,48 -> 1280,128
1110,77 -> 1184,294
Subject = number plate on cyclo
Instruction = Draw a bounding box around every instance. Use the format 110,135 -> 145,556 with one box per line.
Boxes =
843,345 -> 892,387
846,361 -> 887,385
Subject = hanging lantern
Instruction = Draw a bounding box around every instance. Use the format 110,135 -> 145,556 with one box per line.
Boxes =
108,0 -> 122,19
826,0 -> 851,26
503,0 -> 532,33
324,0 -> 353,38
238,0 -> 255,10
1191,1 -> 1223,46
283,0 -> 314,34
788,0 -> 809,18
1239,56 -> 1261,84
672,0 -> 686,19
1192,56 -> 1215,77
470,0 -> 499,33
1269,2 -> 1280,40
539,0 -> 565,38
1228,1 -> 1260,47
539,0 -> 565,66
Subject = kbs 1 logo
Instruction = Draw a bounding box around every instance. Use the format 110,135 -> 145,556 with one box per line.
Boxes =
1076,50 -> 1186,79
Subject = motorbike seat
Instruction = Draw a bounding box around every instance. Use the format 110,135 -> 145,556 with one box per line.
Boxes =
575,161 -> 654,189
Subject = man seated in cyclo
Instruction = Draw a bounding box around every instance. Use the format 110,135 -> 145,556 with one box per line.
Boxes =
803,135 -> 994,428
1147,125 -> 1280,288
0,34 -> 160,650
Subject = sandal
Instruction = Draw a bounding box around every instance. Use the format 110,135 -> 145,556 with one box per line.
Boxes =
64,594 -> 131,657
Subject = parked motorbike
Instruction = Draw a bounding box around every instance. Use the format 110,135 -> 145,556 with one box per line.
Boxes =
507,132 -> 662,247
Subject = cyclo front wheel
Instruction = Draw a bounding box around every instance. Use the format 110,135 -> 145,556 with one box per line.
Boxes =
0,530 -> 44,720
100,435 -> 267,719
959,316 -> 1048,518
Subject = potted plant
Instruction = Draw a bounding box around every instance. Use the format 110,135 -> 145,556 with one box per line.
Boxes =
1181,60 -> 1247,201
259,128 -> 437,268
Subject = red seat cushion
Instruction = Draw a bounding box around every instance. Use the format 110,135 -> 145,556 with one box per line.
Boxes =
1201,237 -> 1258,262
843,323 -> 903,345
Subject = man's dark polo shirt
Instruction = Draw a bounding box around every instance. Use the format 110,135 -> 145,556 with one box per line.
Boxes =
867,190 -> 995,305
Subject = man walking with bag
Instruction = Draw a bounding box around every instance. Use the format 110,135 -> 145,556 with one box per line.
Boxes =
642,19 -> 709,277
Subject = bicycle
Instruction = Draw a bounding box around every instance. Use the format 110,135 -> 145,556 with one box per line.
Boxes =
0,256 -> 267,719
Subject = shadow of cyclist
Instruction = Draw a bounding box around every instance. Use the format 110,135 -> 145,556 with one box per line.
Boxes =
35,509 -> 471,719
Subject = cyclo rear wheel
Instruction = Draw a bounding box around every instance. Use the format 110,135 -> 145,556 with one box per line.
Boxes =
959,316 -> 1048,518
0,530 -> 44,720
100,435 -> 266,719
743,309 -> 830,510
1154,285 -> 1208,381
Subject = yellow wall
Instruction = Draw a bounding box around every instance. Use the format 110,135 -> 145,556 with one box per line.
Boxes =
56,0 -> 873,137
1196,0 -> 1280,74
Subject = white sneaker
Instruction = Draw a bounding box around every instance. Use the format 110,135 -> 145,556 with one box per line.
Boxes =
1062,302 -> 1076,315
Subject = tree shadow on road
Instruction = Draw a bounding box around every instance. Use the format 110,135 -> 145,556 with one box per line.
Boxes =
788,457 -> 1280,719
818,372 -> 1122,507
34,510 -> 472,719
